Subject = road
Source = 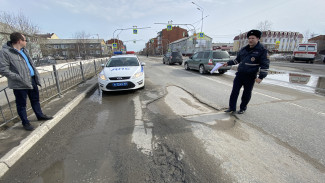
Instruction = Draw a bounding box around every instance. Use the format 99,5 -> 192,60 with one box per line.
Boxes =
1,56 -> 325,182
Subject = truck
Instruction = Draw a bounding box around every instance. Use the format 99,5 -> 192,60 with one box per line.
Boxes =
291,43 -> 317,64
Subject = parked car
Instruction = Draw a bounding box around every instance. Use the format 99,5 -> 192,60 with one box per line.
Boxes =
54,55 -> 66,60
163,51 -> 183,65
184,50 -> 232,74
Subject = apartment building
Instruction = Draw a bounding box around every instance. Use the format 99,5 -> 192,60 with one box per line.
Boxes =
41,39 -> 109,59
233,30 -> 304,52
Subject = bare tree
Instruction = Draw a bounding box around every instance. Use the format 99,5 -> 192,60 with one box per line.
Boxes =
256,20 -> 273,31
0,11 -> 40,58
303,30 -> 317,43
73,31 -> 91,58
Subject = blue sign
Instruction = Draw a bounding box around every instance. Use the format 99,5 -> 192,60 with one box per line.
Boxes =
133,29 -> 138,34
199,32 -> 204,38
167,25 -> 172,31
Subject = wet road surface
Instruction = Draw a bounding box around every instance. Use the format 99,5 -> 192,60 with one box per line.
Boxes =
1,56 -> 325,182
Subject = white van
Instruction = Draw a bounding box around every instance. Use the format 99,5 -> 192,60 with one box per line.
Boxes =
291,43 -> 317,64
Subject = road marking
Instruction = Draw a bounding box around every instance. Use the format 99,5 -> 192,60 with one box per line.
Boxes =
131,96 -> 153,156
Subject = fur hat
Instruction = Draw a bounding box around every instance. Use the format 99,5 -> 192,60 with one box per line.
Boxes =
247,30 -> 262,39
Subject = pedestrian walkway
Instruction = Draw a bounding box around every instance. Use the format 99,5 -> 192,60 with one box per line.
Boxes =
0,77 -> 98,177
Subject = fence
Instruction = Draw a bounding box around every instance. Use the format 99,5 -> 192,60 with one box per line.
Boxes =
0,58 -> 108,128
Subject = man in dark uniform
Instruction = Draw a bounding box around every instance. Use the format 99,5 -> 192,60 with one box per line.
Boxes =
223,29 -> 269,114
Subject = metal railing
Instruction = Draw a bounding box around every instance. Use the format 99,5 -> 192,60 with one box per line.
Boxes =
0,58 -> 108,127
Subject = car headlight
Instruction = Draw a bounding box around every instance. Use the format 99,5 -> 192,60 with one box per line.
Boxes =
99,74 -> 107,80
132,72 -> 143,79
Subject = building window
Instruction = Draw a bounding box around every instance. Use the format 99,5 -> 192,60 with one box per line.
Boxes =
90,44 -> 94,48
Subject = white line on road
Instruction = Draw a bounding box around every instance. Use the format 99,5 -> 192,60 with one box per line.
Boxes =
131,96 -> 153,156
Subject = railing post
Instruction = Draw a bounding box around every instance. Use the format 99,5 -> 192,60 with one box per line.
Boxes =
94,60 -> 97,75
53,65 -> 62,98
80,61 -> 85,82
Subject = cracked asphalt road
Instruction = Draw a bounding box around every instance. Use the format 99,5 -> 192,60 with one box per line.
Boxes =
1,56 -> 324,182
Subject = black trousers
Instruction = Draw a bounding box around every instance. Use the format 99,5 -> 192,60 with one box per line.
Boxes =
13,76 -> 43,125
229,72 -> 256,111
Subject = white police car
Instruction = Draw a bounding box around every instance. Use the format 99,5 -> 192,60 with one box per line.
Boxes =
98,51 -> 145,91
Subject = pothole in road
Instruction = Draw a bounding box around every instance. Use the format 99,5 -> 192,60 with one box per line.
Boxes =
164,85 -> 237,129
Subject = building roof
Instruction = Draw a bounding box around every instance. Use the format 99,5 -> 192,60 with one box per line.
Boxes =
309,35 -> 325,41
45,39 -> 104,44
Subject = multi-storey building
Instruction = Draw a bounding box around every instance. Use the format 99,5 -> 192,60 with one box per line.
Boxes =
233,31 -> 304,53
41,39 -> 109,59
150,26 -> 189,55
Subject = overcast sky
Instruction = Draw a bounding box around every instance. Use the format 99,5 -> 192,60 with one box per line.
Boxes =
1,0 -> 324,51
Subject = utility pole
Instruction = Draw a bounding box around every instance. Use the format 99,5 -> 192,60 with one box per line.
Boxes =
192,2 -> 204,33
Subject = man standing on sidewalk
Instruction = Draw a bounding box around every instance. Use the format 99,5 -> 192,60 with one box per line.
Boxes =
223,29 -> 269,114
0,32 -> 53,131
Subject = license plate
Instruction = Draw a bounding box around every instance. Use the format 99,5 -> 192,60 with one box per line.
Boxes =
112,82 -> 128,87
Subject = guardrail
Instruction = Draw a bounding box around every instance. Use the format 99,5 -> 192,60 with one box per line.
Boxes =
0,58 -> 108,128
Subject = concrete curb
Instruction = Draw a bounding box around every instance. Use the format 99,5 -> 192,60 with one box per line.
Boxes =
0,79 -> 98,178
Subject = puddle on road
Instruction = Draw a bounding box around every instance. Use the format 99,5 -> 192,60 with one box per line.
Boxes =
226,70 -> 325,95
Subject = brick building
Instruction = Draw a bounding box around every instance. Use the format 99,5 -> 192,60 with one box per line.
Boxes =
308,35 -> 325,54
106,39 -> 124,51
144,26 -> 188,55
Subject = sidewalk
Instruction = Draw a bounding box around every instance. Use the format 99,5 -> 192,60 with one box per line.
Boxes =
0,77 -> 98,177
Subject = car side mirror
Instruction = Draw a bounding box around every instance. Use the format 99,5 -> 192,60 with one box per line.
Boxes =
141,62 -> 146,66
101,64 -> 105,68
190,56 -> 193,59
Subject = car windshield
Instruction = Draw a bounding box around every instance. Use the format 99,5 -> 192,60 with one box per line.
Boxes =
298,46 -> 306,51
307,46 -> 315,51
213,51 -> 230,59
107,57 -> 139,67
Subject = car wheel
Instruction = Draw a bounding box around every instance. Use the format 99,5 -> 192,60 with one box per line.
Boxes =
218,70 -> 226,74
184,62 -> 190,70
199,65 -> 206,74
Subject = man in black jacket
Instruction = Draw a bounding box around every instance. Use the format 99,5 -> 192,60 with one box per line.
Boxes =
223,30 -> 269,114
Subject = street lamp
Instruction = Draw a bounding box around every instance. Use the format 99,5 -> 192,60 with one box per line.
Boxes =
192,2 -> 204,33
